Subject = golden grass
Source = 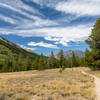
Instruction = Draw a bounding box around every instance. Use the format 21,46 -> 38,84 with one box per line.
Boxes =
88,70 -> 100,78
0,67 -> 96,100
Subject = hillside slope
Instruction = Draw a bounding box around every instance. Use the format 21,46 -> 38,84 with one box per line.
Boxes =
0,36 -> 38,59
0,36 -> 39,72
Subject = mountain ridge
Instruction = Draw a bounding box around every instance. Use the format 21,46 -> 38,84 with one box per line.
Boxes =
56,50 -> 85,59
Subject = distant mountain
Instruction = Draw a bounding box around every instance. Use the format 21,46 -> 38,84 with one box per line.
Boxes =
0,36 -> 39,60
56,50 -> 85,59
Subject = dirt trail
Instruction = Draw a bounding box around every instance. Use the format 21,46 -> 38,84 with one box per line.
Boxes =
82,71 -> 100,100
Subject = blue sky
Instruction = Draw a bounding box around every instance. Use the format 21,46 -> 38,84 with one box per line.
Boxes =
0,0 -> 100,56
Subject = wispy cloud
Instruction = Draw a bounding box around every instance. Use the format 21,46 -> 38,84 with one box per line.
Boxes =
15,16 -> 57,29
0,14 -> 17,24
0,0 -> 97,47
28,41 -> 58,49
0,24 -> 92,46
55,0 -> 100,16
0,2 -> 40,21
0,0 -> 40,15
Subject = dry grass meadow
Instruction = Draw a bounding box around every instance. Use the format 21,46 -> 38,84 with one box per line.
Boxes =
0,67 -> 96,100
88,70 -> 100,78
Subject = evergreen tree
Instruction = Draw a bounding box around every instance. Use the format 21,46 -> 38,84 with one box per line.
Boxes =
86,18 -> 100,49
86,18 -> 100,70
49,51 -> 57,69
23,56 -> 30,71
66,58 -> 71,68
2,58 -> 9,72
71,51 -> 79,67
58,50 -> 66,69
31,56 -> 39,70
85,49 -> 92,66
17,54 -> 23,71
38,53 -> 46,70
11,57 -> 17,72
79,57 -> 86,66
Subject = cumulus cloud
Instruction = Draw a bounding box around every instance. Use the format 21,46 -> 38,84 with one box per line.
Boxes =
55,0 -> 100,16
28,41 -> 58,48
43,24 -> 92,46
19,44 -> 35,51
44,37 -> 61,41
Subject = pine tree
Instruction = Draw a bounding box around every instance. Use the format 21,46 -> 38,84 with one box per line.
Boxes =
86,18 -> 100,49
38,53 -> 46,70
66,58 -> 71,68
85,18 -> 100,70
79,57 -> 86,67
59,50 -> 64,68
72,51 -> 76,67
31,56 -> 39,70
23,56 -> 30,71
49,51 -> 56,69
11,57 -> 17,72
17,54 -> 23,71
2,58 -> 9,72
85,49 -> 91,66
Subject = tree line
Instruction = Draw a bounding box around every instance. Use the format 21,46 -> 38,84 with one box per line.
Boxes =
0,49 -> 87,72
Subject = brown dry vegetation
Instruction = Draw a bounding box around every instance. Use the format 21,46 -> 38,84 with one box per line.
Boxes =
0,68 -> 96,100
88,70 -> 100,78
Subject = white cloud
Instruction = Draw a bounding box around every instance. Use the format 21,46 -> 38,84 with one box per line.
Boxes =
0,14 -> 17,24
44,37 -> 61,41
0,0 -> 40,15
28,41 -> 58,48
31,0 -> 100,17
31,0 -> 61,7
0,24 -> 92,46
56,0 -> 100,16
0,2 -> 40,21
32,16 -> 57,27
15,16 -> 57,29
19,44 -> 35,51
0,0 -> 95,47
0,1 -> 57,29
32,24 -> 92,46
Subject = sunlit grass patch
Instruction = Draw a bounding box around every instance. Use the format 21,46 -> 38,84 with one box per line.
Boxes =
0,67 -> 96,100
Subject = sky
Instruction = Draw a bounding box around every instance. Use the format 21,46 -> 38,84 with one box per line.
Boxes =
0,0 -> 100,56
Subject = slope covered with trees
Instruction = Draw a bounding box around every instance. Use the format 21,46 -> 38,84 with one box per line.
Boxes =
0,36 -> 39,72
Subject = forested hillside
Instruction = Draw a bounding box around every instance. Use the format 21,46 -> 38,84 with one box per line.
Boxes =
0,36 -> 39,72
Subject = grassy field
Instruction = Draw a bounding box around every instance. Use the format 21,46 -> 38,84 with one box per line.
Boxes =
88,70 -> 100,78
0,67 -> 96,100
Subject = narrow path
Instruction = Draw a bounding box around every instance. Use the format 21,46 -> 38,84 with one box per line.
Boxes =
82,71 -> 100,100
